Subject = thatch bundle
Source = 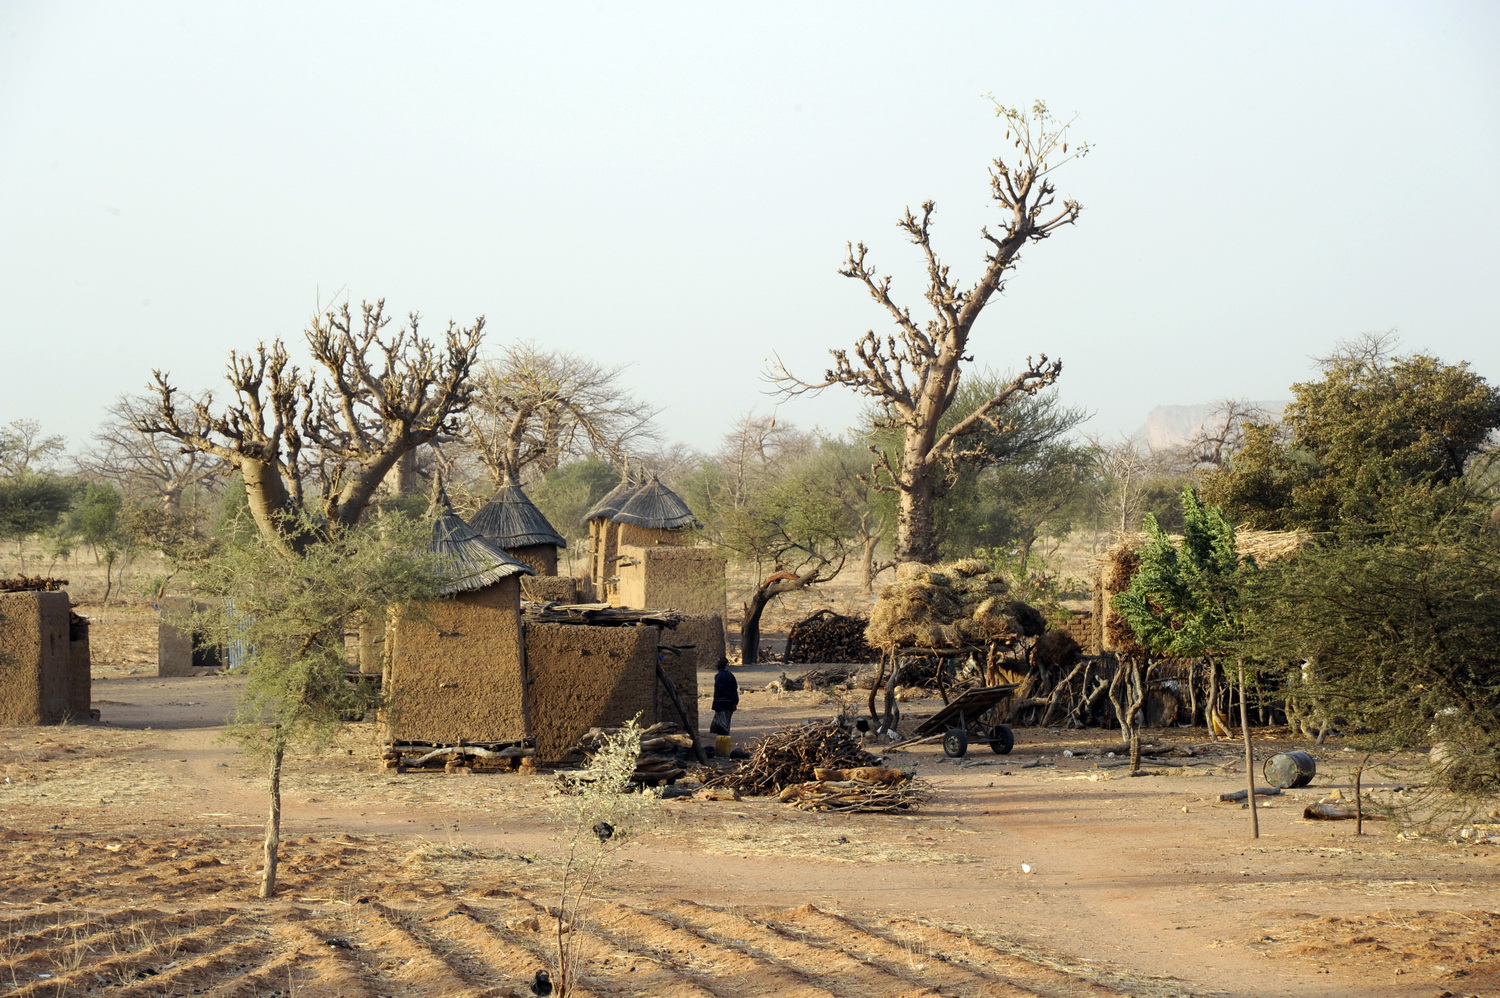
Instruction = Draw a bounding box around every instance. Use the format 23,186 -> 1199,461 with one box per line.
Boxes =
865,558 -> 1027,649
1096,539 -> 1149,657
1234,528 -> 1312,564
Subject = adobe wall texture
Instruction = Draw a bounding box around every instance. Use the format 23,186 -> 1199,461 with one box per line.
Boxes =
0,591 -> 75,725
384,578 -> 528,744
521,575 -> 578,604
615,545 -> 726,617
1057,610 -> 1100,656
524,622 -> 662,762
158,597 -> 225,677
508,544 -> 558,577
658,613 -> 716,732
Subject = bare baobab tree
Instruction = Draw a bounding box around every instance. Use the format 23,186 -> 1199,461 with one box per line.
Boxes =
77,394 -> 227,513
462,341 -> 660,489
772,100 -> 1087,564
135,299 -> 484,552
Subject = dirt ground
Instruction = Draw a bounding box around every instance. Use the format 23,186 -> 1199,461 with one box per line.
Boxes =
2,600 -> 1498,998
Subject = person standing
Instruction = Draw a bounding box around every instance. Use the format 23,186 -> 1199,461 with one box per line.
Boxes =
709,657 -> 738,735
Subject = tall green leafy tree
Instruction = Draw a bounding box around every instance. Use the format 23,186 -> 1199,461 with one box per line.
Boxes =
0,472 -> 74,569
1203,336 -> 1500,530
1113,487 -> 1263,835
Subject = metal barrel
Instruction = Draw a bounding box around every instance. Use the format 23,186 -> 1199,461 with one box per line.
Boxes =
1263,750 -> 1316,788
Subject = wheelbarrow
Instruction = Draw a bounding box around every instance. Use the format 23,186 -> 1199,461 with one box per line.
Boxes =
908,683 -> 1019,758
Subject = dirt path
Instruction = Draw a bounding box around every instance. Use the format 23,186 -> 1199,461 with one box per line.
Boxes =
3,670 -> 1498,997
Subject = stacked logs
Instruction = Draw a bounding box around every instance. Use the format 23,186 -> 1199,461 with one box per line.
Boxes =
570,721 -> 694,787
0,576 -> 68,593
711,720 -> 877,795
777,773 -> 930,813
785,610 -> 878,664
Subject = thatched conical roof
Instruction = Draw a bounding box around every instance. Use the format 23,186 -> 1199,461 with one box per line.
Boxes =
611,476 -> 697,530
430,503 -> 534,595
470,482 -> 567,550
585,473 -> 641,523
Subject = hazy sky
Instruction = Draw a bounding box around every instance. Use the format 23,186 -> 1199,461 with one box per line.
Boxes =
2,1 -> 1497,460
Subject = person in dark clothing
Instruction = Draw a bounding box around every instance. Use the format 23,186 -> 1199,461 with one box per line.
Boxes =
709,657 -> 738,735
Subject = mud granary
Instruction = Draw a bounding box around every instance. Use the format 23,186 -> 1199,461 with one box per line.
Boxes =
582,473 -> 726,619
0,578 -> 91,725
384,500 -> 713,764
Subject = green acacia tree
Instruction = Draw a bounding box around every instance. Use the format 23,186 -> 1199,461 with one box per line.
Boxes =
1203,335 -> 1500,530
1246,510 -> 1500,807
191,512 -> 442,897
1112,487 -> 1262,835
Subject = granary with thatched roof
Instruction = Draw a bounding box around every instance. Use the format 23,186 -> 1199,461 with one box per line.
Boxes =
469,479 -> 567,576
583,471 -> 641,600
382,497 -> 717,765
383,501 -> 536,747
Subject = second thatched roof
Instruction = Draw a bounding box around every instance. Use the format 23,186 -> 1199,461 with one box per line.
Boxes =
430,503 -> 535,595
611,476 -> 697,530
469,482 -> 568,550
585,474 -> 641,523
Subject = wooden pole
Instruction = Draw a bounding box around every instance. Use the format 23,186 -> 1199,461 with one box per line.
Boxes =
1238,660 -> 1259,839
654,663 -> 708,765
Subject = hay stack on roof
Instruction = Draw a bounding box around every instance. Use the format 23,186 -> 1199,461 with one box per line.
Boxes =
430,502 -> 534,595
866,558 -> 1039,650
611,476 -> 697,530
470,482 -> 567,551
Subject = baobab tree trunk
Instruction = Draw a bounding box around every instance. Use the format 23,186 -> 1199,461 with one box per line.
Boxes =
895,458 -> 940,565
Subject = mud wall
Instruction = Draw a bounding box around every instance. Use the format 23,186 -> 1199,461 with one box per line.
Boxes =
157,597 -> 225,677
659,613 -> 717,732
0,591 -> 76,725
384,578 -> 527,743
521,575 -> 578,604
615,545 -> 726,617
524,622 -> 663,762
1057,610 -> 1099,656
508,544 -> 558,577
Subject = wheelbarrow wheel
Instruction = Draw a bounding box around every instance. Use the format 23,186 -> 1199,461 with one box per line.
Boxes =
943,728 -> 969,758
989,724 -> 1014,755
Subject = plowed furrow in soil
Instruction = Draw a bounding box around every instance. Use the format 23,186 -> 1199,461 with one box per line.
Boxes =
599,901 -> 842,998
655,898 -> 945,998
581,901 -> 793,998
0,916 -> 238,998
104,938 -> 271,998
879,917 -> 1137,998
775,904 -> 1051,998
201,948 -> 303,998
0,906 -> 164,965
367,901 -> 506,997
267,916 -> 382,998
425,900 -> 560,993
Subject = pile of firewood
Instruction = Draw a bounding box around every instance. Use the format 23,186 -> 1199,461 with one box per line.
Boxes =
711,720 -> 878,795
769,664 -> 859,692
570,721 -> 694,787
785,610 -> 878,664
777,774 -> 930,813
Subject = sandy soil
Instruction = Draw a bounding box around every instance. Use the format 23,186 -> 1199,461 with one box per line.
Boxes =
2,603 -> 1498,998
